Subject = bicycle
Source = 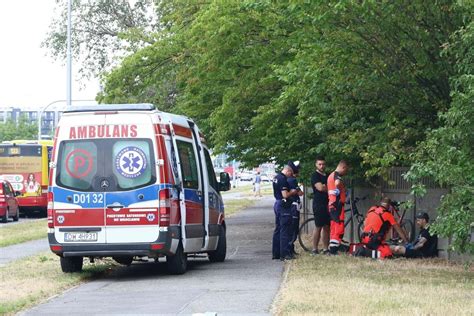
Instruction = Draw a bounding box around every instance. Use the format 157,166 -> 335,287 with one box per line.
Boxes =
298,196 -> 366,252
357,199 -> 415,244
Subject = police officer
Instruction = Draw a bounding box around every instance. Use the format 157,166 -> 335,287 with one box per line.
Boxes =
287,161 -> 303,256
272,163 -> 299,261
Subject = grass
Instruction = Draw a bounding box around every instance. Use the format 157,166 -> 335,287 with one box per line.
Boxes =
0,251 -> 118,315
274,252 -> 474,315
224,198 -> 256,217
0,219 -> 47,247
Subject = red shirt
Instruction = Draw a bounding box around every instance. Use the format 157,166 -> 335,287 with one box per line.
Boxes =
363,206 -> 397,239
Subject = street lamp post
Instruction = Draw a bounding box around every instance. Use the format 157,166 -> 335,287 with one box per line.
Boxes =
67,0 -> 72,106
38,99 -> 96,140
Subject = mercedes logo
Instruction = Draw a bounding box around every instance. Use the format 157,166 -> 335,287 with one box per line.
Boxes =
100,179 -> 110,189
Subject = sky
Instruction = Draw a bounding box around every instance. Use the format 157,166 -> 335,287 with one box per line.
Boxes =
0,0 -> 100,109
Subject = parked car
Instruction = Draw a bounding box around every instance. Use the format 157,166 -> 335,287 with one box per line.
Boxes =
239,172 -> 253,181
260,174 -> 272,183
0,180 -> 20,223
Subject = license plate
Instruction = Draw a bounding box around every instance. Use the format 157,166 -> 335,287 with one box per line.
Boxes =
64,232 -> 98,242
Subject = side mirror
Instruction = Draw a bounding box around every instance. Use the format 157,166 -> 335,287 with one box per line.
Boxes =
15,191 -> 22,197
218,172 -> 231,192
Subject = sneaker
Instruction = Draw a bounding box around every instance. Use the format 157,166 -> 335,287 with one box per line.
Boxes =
321,249 -> 330,255
310,249 -> 319,256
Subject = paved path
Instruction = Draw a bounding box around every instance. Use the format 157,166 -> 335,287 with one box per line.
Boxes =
0,238 -> 49,267
22,196 -> 283,315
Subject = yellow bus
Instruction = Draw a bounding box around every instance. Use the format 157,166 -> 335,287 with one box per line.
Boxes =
0,140 -> 53,216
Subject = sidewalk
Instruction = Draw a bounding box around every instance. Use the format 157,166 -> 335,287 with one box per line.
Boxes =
0,238 -> 49,267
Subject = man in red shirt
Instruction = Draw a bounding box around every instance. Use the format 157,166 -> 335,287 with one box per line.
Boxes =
361,197 -> 408,258
327,160 -> 349,255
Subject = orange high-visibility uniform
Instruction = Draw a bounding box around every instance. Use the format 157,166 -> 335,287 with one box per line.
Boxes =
327,171 -> 346,246
361,206 -> 397,258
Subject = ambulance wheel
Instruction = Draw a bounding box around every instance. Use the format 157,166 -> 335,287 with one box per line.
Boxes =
357,221 -> 365,242
60,256 -> 83,273
166,242 -> 187,275
208,226 -> 226,262
113,256 -> 133,266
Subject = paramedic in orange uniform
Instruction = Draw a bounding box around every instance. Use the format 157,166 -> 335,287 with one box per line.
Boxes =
361,197 -> 408,258
327,160 -> 349,254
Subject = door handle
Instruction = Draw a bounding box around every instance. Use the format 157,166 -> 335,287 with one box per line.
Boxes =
107,202 -> 124,208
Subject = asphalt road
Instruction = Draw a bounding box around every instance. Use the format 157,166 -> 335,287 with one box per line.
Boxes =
22,196 -> 284,315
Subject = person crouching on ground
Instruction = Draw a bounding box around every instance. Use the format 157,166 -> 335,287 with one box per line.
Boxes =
391,212 -> 438,258
327,160 -> 349,255
272,164 -> 300,261
360,197 -> 408,259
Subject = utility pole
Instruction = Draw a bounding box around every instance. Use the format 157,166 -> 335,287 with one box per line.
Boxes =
66,0 -> 72,107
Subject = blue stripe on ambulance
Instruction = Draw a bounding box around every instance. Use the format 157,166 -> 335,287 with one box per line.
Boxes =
51,183 -> 173,208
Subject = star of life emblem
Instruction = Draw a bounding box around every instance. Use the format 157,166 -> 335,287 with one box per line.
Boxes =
115,146 -> 147,178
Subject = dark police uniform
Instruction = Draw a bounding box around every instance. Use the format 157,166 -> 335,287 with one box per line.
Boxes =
272,172 -> 293,259
287,176 -> 301,255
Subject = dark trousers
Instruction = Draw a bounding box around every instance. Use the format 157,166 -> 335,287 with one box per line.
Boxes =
272,200 -> 292,259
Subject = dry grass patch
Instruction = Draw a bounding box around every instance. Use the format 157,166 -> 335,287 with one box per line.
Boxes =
224,198 -> 256,217
275,253 -> 473,315
0,251 -> 117,315
0,219 -> 47,247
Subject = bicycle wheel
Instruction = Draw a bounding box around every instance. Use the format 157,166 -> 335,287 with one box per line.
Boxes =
357,220 -> 365,242
298,218 -> 315,252
400,219 -> 414,242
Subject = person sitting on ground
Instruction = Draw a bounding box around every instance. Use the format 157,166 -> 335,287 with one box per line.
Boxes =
391,212 -> 438,258
359,197 -> 408,259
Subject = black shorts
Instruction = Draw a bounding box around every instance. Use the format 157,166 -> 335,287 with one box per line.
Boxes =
313,204 -> 330,227
405,248 -> 423,258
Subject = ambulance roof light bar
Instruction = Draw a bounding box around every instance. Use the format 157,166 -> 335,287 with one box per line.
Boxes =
64,104 -> 156,113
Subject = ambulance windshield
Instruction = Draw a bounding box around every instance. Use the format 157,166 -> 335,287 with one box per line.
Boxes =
56,139 -> 156,192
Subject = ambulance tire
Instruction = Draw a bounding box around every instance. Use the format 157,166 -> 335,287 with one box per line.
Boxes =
208,226 -> 226,262
60,256 -> 83,273
166,242 -> 187,275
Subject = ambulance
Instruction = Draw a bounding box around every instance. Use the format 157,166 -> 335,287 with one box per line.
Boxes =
47,104 -> 231,274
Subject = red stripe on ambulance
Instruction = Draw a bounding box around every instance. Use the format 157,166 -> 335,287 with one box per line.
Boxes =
55,208 -> 104,226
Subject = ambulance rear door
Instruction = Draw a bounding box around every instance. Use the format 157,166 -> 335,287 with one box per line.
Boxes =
102,112 -> 160,243
53,114 -> 107,244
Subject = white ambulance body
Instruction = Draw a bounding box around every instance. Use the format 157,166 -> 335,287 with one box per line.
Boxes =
47,104 -> 230,274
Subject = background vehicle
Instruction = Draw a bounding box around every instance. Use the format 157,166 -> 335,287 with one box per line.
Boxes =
239,172 -> 253,181
0,140 -> 53,217
260,174 -> 272,183
47,104 -> 231,274
0,180 -> 20,223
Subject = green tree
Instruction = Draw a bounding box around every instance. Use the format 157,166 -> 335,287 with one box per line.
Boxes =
406,8 -> 474,254
43,0 -> 156,78
0,116 -> 38,142
46,1 -> 473,252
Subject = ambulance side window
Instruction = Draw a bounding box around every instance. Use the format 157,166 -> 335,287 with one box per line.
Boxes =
176,140 -> 199,189
204,149 -> 218,191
